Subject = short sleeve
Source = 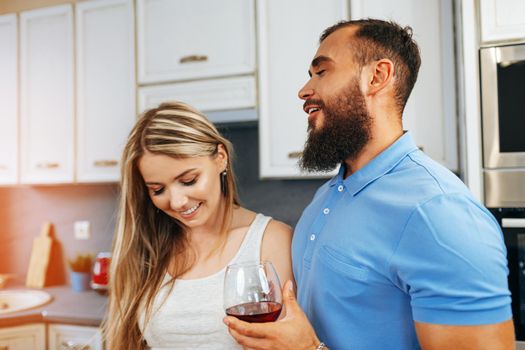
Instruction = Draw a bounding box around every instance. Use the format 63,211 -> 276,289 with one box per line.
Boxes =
390,193 -> 512,325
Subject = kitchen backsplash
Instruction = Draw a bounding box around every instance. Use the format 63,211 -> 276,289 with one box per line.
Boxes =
0,123 -> 326,282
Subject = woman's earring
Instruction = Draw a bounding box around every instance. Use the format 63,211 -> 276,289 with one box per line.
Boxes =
220,170 -> 227,195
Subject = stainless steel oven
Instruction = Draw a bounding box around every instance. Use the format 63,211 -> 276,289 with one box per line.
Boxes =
481,44 -> 525,346
480,44 -> 525,208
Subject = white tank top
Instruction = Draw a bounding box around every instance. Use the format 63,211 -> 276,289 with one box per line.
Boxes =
139,214 -> 272,350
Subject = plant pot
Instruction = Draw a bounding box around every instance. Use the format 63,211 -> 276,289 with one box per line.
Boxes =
70,271 -> 91,292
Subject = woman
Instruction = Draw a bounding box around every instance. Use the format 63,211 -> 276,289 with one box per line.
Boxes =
104,102 -> 293,349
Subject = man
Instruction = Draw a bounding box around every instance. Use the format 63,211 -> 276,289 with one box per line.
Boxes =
224,19 -> 514,349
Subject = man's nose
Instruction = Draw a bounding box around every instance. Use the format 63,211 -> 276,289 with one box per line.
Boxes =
298,82 -> 314,100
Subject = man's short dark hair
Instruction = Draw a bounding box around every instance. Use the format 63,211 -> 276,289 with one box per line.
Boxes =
320,19 -> 421,114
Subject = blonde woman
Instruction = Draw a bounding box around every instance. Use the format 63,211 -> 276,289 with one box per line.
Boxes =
104,102 -> 293,349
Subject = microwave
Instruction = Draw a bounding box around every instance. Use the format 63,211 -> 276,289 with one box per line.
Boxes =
480,44 -> 525,208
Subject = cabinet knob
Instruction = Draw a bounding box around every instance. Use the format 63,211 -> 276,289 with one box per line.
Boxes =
0,345 -> 9,350
36,162 -> 60,169
0,164 -> 7,170
61,341 -> 90,350
288,151 -> 302,159
179,54 -> 208,64
93,160 -> 118,167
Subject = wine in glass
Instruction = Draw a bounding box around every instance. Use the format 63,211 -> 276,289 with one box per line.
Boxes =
224,261 -> 282,323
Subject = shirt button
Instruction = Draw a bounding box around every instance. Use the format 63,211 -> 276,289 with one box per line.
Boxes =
323,208 -> 330,215
338,185 -> 344,192
310,234 -> 316,241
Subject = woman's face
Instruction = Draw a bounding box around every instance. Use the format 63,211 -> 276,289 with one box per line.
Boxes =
138,146 -> 227,230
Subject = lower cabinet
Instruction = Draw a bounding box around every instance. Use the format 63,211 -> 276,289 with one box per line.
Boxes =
48,324 -> 103,350
0,323 -> 46,350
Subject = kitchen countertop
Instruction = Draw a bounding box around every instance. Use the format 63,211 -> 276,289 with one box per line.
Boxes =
0,285 -> 107,328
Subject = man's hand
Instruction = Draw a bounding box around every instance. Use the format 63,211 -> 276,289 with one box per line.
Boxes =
223,280 -> 322,350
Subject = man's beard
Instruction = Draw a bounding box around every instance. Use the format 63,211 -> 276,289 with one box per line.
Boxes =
299,80 -> 372,173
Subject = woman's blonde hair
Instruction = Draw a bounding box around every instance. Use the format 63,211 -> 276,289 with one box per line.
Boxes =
104,102 -> 239,349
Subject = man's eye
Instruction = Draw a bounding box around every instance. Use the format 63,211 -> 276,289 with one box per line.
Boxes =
315,69 -> 326,76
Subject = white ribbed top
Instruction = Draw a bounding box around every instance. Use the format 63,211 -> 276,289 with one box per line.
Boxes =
139,214 -> 271,350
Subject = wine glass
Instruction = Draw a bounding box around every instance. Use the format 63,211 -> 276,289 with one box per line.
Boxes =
224,261 -> 283,323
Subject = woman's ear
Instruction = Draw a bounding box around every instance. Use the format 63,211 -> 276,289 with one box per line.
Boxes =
216,144 -> 229,171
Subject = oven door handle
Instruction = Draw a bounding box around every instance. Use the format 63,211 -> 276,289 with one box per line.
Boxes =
502,218 -> 525,228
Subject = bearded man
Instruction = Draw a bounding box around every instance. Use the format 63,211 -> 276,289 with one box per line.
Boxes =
225,19 -> 514,350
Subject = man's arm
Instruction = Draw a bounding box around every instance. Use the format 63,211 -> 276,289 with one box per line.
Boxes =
415,320 -> 515,350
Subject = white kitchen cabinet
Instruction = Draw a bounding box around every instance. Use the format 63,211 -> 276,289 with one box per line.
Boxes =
0,323 -> 46,350
0,14 -> 18,185
480,0 -> 525,43
257,0 -> 348,178
76,0 -> 136,183
48,324 -> 104,350
351,0 -> 458,172
20,5 -> 75,184
137,0 -> 256,85
138,76 -> 256,122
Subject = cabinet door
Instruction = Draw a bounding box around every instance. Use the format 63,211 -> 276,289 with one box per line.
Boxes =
257,0 -> 347,178
0,14 -> 18,185
0,323 -> 46,350
137,0 -> 255,84
351,0 -> 458,171
480,0 -> 525,43
48,324 -> 103,350
20,5 -> 75,184
76,0 -> 136,183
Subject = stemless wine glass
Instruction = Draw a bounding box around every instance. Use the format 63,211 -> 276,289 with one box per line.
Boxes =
224,261 -> 283,323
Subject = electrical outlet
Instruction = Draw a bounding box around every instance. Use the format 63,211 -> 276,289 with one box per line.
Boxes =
74,221 -> 91,240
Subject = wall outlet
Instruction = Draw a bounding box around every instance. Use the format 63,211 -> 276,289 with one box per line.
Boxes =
74,221 -> 91,240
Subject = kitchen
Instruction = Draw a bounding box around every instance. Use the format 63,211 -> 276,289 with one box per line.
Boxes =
1,0 -> 524,349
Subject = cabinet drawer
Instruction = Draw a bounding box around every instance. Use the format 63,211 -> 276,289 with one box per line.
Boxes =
137,0 -> 255,84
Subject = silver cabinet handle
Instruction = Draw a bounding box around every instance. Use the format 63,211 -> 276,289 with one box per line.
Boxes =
502,218 -> 525,228
179,54 -> 208,63
93,160 -> 118,167
37,162 -> 60,169
288,151 -> 302,159
61,341 -> 90,350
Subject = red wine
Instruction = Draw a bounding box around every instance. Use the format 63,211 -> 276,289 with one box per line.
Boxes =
226,301 -> 282,323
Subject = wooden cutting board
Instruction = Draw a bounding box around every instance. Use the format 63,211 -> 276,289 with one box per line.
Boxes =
26,222 -> 53,288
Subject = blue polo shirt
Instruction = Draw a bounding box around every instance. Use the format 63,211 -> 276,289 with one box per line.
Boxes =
292,133 -> 512,350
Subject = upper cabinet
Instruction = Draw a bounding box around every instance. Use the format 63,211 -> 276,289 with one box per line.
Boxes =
351,0 -> 458,172
136,0 -> 256,85
257,0 -> 348,178
76,0 -> 136,183
480,0 -> 525,43
20,5 -> 75,184
0,14 -> 18,185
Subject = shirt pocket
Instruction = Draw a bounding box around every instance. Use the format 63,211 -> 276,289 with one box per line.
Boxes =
316,245 -> 369,297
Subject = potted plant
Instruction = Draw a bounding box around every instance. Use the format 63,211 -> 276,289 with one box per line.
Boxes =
67,253 -> 93,292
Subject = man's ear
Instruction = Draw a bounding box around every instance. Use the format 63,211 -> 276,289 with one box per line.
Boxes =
365,59 -> 394,95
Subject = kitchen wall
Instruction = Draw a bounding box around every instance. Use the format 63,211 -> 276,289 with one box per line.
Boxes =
0,120 -> 326,283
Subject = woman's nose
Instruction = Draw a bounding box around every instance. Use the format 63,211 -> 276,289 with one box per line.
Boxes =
169,189 -> 188,210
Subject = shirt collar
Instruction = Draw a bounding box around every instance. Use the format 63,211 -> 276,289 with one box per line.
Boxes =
329,132 -> 419,196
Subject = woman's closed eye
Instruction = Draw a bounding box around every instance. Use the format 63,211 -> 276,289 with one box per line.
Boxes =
151,187 -> 165,196
180,177 -> 197,186
315,69 -> 326,77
